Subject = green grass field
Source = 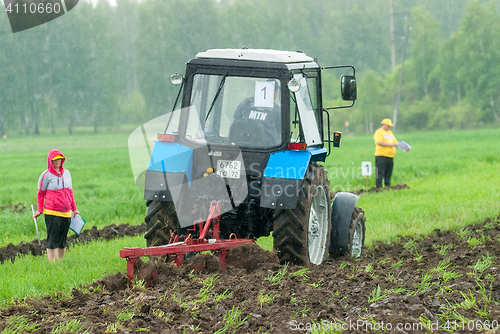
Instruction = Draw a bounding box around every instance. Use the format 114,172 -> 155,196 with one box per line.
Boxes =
0,127 -> 499,306
323,128 -> 500,246
0,129 -> 145,246
0,236 -> 145,305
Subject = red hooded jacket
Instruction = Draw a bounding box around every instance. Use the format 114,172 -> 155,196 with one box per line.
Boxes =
37,149 -> 77,217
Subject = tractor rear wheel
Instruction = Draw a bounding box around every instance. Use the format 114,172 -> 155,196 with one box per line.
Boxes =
347,207 -> 365,257
144,201 -> 179,247
273,162 -> 331,265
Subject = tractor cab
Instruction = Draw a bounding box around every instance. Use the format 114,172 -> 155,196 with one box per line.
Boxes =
166,49 -> 356,156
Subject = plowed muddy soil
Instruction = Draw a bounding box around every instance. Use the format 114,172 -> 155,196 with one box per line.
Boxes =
1,213 -> 500,333
333,183 -> 410,197
0,224 -> 145,264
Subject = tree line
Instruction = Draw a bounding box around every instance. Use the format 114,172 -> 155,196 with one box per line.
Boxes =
0,0 -> 499,136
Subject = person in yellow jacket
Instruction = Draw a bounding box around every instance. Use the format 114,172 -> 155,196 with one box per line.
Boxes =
374,118 -> 398,188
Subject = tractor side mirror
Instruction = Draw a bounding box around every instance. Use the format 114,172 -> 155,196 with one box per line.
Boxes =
341,76 -> 357,101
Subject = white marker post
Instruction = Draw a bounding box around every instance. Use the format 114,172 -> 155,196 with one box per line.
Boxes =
361,161 -> 372,188
31,205 -> 41,246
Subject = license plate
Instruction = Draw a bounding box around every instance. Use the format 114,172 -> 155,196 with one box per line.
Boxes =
216,160 -> 241,179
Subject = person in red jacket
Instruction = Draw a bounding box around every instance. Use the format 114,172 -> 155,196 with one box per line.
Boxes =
33,149 -> 79,262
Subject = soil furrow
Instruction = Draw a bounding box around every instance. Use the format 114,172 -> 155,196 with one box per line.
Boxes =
1,214 -> 499,333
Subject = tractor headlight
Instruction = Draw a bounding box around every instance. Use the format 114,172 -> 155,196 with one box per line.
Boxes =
170,73 -> 184,85
287,78 -> 301,92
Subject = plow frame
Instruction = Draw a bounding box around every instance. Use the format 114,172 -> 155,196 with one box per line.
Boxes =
120,201 -> 253,284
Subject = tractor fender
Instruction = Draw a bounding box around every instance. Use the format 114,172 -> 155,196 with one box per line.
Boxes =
259,148 -> 327,209
260,150 -> 309,209
329,192 -> 359,255
144,141 -> 193,202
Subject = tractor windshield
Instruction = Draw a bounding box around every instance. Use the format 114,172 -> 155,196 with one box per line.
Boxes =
185,74 -> 282,148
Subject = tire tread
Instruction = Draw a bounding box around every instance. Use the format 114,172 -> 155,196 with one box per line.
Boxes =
272,162 -> 332,265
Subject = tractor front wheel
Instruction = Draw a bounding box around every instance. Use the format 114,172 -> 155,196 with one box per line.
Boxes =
273,162 -> 331,265
144,201 -> 179,247
347,207 -> 366,257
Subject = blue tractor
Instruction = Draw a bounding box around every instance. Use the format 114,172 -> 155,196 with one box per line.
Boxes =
138,49 -> 365,266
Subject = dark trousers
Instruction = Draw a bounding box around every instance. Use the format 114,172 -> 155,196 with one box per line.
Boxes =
375,156 -> 394,188
45,215 -> 71,249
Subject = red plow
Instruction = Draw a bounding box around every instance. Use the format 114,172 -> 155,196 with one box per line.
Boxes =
120,201 -> 253,284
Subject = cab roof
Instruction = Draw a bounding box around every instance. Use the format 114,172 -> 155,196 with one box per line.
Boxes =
196,49 -> 315,64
